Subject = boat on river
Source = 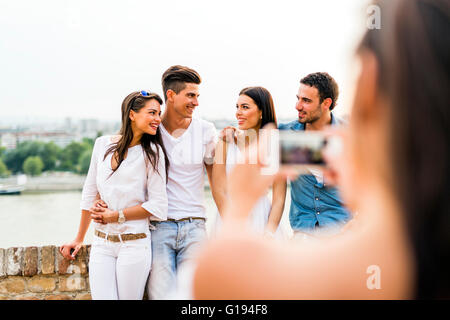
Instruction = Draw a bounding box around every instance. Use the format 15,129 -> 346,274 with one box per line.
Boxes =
0,185 -> 25,195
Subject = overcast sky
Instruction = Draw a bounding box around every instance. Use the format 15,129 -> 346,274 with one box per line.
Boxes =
0,0 -> 369,124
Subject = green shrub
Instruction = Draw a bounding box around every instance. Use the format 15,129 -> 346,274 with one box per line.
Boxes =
23,156 -> 44,176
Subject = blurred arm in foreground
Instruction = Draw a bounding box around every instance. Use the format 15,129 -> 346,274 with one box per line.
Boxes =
193,127 -> 413,299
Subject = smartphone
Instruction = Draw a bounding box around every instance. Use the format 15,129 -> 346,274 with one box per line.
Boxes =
279,130 -> 327,172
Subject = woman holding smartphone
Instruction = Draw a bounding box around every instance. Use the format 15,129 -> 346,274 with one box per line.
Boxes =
194,0 -> 450,299
60,91 -> 168,300
211,86 -> 286,238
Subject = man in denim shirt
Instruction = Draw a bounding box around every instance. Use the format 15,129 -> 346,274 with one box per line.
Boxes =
279,72 -> 351,237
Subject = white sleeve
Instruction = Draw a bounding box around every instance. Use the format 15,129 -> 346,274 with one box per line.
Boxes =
142,145 -> 168,221
203,121 -> 218,165
79,137 -> 104,211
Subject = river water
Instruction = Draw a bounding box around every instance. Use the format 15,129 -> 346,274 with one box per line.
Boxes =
0,189 -> 293,249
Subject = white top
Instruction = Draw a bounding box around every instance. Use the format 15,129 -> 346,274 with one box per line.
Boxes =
212,142 -> 284,238
80,135 -> 168,235
160,117 -> 217,219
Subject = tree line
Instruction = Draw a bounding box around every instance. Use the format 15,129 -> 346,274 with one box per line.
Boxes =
0,136 -> 97,177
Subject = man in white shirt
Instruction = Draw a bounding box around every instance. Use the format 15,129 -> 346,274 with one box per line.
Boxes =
147,65 -> 217,299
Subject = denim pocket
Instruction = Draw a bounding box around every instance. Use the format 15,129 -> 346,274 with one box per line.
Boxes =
193,219 -> 206,229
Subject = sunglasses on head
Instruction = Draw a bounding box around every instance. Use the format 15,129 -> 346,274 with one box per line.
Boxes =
129,90 -> 153,109
139,90 -> 151,97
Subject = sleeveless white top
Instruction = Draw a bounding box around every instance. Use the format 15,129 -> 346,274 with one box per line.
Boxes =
213,142 -> 283,238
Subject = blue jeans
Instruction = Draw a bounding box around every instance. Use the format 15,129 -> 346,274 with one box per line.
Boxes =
146,219 -> 207,299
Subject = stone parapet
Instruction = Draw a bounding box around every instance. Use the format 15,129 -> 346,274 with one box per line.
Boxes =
0,245 -> 91,300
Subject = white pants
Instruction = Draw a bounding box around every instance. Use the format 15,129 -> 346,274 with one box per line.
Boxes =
89,234 -> 152,300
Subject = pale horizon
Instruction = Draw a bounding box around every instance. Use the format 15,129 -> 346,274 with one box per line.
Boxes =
1,0 -> 370,123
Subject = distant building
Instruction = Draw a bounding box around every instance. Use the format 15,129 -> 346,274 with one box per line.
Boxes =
0,133 -> 17,149
16,131 -> 78,148
64,117 -> 73,131
79,119 -> 99,138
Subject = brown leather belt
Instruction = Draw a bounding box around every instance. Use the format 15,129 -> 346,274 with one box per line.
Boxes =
166,217 -> 206,222
95,230 -> 147,242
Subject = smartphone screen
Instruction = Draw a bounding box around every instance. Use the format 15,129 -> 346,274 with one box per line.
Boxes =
279,130 -> 327,168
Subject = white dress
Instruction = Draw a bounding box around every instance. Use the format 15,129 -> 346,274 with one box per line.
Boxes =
213,142 -> 283,238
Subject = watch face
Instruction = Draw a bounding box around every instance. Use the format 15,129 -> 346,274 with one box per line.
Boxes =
118,211 -> 125,223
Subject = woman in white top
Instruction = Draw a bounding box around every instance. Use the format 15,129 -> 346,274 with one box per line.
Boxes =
211,87 -> 286,238
60,91 -> 168,300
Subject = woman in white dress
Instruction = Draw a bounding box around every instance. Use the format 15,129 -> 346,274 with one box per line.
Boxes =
60,91 -> 169,300
211,87 -> 286,238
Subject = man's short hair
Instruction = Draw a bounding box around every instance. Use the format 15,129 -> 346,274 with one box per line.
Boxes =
161,65 -> 201,101
300,72 -> 339,110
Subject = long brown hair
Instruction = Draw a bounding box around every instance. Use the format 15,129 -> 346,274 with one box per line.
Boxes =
104,91 -> 169,180
359,0 -> 450,298
239,86 -> 277,128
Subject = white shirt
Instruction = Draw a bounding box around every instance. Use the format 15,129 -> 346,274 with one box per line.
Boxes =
160,117 -> 217,219
80,135 -> 168,235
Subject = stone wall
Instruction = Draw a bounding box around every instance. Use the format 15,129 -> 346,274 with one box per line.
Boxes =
0,245 -> 91,300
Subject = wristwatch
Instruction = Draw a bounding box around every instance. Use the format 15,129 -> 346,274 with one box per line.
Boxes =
118,209 -> 126,224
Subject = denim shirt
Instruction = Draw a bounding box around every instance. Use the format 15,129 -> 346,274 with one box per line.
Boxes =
278,113 -> 351,233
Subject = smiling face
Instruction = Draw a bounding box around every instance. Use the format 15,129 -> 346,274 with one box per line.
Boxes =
129,98 -> 162,136
168,82 -> 200,119
235,94 -> 262,130
295,84 -> 325,124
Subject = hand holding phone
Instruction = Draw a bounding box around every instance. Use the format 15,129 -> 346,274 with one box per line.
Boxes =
279,130 -> 327,173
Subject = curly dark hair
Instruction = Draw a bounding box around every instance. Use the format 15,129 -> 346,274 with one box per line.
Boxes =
300,72 -> 339,110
